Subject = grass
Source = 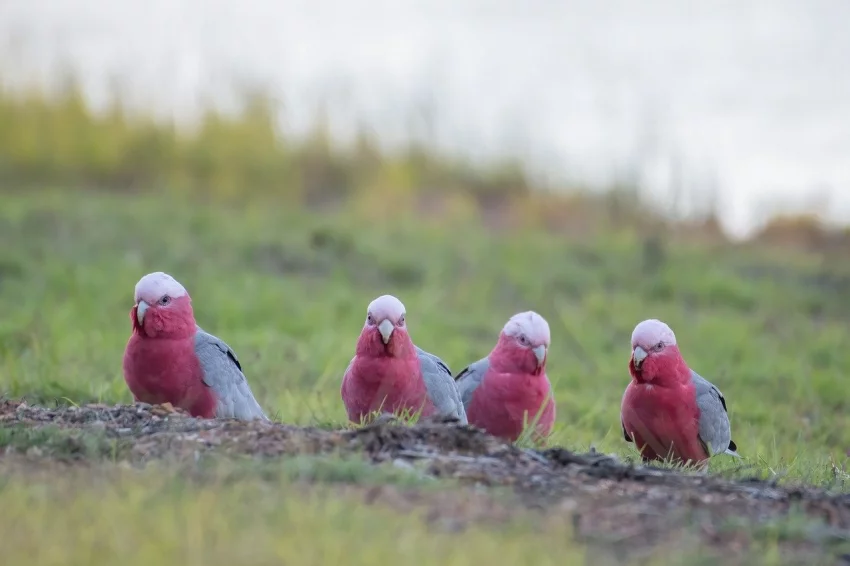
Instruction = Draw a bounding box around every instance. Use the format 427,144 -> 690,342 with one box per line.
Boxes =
0,463 -> 589,566
8,74 -> 848,252
2,190 -> 849,478
0,68 -> 847,564
0,456 -> 831,566
1,188 -> 849,564
0,424 -> 129,460
0,457 -> 819,566
723,511 -> 850,553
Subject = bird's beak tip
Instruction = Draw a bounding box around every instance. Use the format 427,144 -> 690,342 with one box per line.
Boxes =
135,300 -> 149,325
632,346 -> 648,369
532,345 -> 547,367
377,319 -> 394,344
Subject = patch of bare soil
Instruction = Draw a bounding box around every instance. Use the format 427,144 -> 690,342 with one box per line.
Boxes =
2,400 -> 849,565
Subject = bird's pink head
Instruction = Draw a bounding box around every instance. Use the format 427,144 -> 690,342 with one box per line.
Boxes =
629,319 -> 689,385
131,272 -> 196,339
356,294 -> 414,358
492,311 -> 551,376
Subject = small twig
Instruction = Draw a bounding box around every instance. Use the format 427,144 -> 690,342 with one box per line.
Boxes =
521,448 -> 551,465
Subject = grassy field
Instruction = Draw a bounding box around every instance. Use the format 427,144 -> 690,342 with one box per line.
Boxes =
1,189 -> 850,564
0,453 -> 587,566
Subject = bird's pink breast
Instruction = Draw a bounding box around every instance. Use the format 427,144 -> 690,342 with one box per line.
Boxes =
341,355 -> 435,422
122,333 -> 217,418
467,370 -> 555,443
621,381 -> 705,464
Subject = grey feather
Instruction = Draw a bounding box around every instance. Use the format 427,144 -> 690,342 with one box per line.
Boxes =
454,357 -> 491,409
415,346 -> 468,424
194,327 -> 269,421
691,370 -> 739,457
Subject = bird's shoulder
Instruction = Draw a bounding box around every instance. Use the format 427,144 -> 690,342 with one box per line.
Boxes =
415,346 -> 452,378
454,356 -> 490,383
690,369 -> 729,413
193,327 -> 244,377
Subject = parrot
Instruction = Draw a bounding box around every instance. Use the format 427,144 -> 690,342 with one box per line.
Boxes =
340,294 -> 467,425
122,271 -> 269,421
454,311 -> 556,443
620,318 -> 740,467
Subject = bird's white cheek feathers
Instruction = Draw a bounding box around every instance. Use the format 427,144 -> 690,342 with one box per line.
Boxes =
377,319 -> 394,344
136,300 -> 149,325
532,345 -> 546,366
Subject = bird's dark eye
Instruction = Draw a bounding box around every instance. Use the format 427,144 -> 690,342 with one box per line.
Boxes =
398,315 -> 405,326
158,295 -> 171,306
519,334 -> 529,346
367,313 -> 374,324
654,341 -> 664,351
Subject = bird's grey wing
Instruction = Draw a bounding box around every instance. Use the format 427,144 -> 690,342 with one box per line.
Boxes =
415,346 -> 468,424
415,346 -> 452,376
194,328 -> 269,421
691,370 -> 739,456
453,357 -> 490,409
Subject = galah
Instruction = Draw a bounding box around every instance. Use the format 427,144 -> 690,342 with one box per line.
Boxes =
454,311 -> 556,443
122,271 -> 268,421
620,318 -> 739,466
340,294 -> 467,424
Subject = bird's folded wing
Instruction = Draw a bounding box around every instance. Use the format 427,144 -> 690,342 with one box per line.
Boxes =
453,357 -> 490,408
194,328 -> 269,421
416,346 -> 468,424
691,370 -> 736,456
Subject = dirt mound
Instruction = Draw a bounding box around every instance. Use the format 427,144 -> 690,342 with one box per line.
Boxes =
2,400 -> 850,564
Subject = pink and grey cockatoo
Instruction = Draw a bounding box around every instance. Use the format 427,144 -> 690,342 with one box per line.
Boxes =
620,318 -> 739,466
454,311 -> 556,443
340,294 -> 467,424
122,272 -> 268,421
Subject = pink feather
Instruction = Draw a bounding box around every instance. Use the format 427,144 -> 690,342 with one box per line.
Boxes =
341,323 -> 436,422
621,320 -> 707,466
122,278 -> 217,418
466,326 -> 556,443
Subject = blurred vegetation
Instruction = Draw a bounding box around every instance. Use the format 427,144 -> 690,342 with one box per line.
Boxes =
0,75 -> 849,466
2,76 -> 849,253
1,71 -> 850,564
2,190 -> 850,485
0,458 -> 821,566
0,78 -> 535,210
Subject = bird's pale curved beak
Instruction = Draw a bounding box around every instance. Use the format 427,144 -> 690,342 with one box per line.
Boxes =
136,300 -> 149,325
377,319 -> 394,344
633,346 -> 648,369
532,345 -> 547,367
